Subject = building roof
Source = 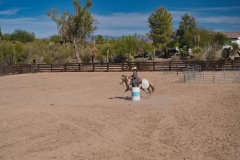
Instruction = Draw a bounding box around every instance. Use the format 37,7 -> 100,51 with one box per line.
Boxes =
222,32 -> 240,39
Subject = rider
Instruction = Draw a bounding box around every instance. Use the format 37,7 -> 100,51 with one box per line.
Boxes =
131,67 -> 139,87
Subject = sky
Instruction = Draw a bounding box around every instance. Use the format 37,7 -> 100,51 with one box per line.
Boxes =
0,0 -> 240,38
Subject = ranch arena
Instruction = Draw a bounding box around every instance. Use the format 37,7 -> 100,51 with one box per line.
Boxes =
0,72 -> 239,160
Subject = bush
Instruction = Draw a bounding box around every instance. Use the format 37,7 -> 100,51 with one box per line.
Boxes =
96,54 -> 105,63
192,47 -> 204,61
43,54 -> 53,64
127,54 -> 134,62
192,47 -> 203,54
0,41 -> 15,64
221,48 -> 230,59
81,54 -> 91,63
14,42 -> 28,64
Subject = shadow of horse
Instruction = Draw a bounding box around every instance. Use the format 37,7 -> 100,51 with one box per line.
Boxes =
109,96 -> 132,101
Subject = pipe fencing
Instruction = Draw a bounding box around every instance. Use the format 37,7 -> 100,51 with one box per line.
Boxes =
183,65 -> 240,83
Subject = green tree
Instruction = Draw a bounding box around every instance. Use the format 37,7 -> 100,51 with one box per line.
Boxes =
206,42 -> 219,61
197,28 -> 212,48
179,47 -> 188,60
148,6 -> 173,55
221,48 -> 230,60
95,35 -> 105,45
96,41 -> 110,62
231,42 -> 239,55
143,42 -> 154,55
50,34 -> 63,44
177,13 -> 197,36
2,33 -> 11,41
25,39 -> 51,64
177,13 -> 197,48
43,54 -> 53,64
10,29 -> 35,43
193,29 -> 228,51
14,42 -> 28,64
192,47 -> 204,61
47,0 -> 97,63
0,41 -> 15,64
112,35 -> 139,62
212,32 -> 230,46
124,34 -> 139,56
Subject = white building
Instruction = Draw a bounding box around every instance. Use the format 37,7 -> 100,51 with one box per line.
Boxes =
222,32 -> 240,49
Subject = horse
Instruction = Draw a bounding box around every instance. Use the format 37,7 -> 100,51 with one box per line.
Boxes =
119,75 -> 155,96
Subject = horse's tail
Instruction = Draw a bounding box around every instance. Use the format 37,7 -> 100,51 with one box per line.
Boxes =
149,81 -> 155,93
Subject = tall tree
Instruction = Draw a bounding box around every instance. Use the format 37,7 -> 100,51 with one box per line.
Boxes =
212,32 -> 230,46
2,33 -> 11,41
177,13 -> 197,48
10,29 -> 35,43
50,34 -> 63,44
14,42 -> 28,64
95,35 -> 105,45
0,41 -> 15,65
148,6 -> 173,54
177,13 -> 197,36
47,0 -> 97,63
114,35 -> 138,58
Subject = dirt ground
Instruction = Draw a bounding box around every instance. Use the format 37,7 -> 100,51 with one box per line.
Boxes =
0,72 -> 239,160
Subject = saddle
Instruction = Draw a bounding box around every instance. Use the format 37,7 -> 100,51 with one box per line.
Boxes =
129,76 -> 142,87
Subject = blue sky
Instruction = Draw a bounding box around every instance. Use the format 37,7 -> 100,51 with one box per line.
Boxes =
0,0 -> 240,38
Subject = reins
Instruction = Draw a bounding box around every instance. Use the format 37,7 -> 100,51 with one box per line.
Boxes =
121,75 -> 131,86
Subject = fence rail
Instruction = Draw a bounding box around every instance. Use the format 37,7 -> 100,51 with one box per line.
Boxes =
183,64 -> 240,83
1,60 -> 240,76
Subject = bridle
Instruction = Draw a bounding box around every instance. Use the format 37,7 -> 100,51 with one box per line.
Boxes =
120,75 -> 126,84
120,75 -> 131,85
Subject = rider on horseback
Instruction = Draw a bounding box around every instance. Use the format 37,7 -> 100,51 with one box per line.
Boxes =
131,67 -> 139,87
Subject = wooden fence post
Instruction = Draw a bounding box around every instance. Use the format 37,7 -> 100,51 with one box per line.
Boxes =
3,66 -> 6,75
169,61 -> 172,71
107,63 -> 109,72
11,65 -> 14,74
20,65 -> 23,74
0,65 -> 3,76
64,63 -> 66,72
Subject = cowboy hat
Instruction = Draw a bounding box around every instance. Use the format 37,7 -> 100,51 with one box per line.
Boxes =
132,67 -> 137,70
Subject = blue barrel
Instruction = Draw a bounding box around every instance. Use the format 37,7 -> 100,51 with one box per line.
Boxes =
132,87 -> 140,101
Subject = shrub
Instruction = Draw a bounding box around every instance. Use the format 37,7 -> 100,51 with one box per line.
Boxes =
96,54 -> 105,63
221,48 -> 230,59
43,54 -> 53,64
81,54 -> 91,63
192,47 -> 204,61
127,54 -> 134,62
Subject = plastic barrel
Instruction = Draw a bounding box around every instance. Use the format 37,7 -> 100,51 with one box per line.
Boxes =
132,87 -> 140,101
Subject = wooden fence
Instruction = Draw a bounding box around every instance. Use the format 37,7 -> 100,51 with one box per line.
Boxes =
1,60 -> 240,76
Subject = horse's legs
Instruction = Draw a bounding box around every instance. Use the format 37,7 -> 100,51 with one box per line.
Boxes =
124,88 -> 130,97
142,88 -> 149,94
148,88 -> 152,95
142,88 -> 152,96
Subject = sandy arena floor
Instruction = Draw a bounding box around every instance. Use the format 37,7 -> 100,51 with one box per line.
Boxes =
0,72 -> 240,160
